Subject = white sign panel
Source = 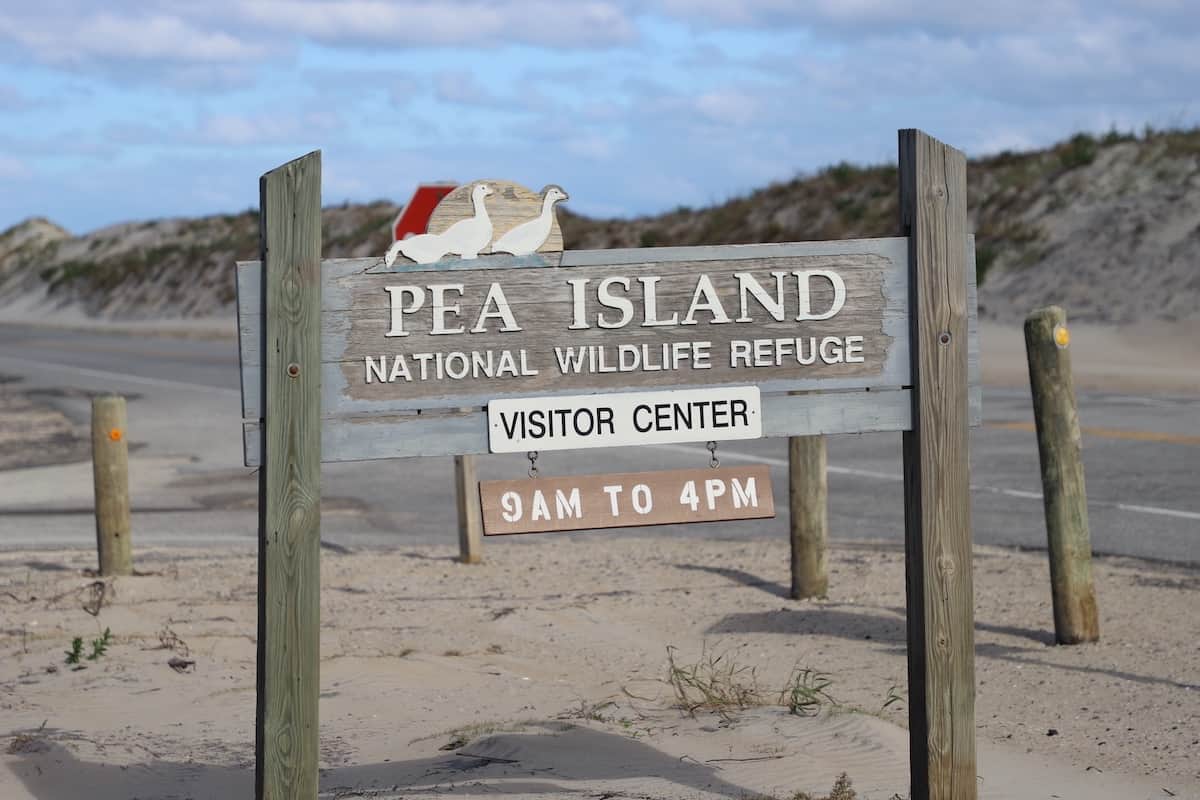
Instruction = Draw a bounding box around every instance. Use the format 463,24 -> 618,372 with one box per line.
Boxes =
487,387 -> 762,453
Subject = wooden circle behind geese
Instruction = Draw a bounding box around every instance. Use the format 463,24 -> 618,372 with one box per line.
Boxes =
427,180 -> 564,254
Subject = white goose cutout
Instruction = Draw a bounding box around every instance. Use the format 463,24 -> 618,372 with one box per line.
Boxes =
491,185 -> 569,256
385,182 -> 494,266
384,180 -> 568,266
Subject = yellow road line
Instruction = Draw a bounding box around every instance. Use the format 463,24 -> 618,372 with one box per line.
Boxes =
988,421 -> 1200,446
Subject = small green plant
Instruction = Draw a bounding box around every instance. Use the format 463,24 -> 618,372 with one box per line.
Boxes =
779,666 -> 837,716
1058,132 -> 1098,170
639,228 -> 662,247
64,628 -> 113,666
1101,125 -> 1135,146
791,772 -> 857,800
823,161 -> 860,187
88,628 -> 112,661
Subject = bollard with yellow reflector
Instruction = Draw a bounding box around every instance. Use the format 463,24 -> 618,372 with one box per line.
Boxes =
1024,306 -> 1098,644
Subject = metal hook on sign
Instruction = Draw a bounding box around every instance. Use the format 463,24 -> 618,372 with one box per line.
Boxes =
706,441 -> 719,469
527,450 -> 539,478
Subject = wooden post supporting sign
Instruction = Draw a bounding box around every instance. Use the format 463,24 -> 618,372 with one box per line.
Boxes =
1024,306 -> 1099,645
455,454 -> 484,562
255,150 -> 323,800
899,129 -> 977,800
788,435 -> 828,599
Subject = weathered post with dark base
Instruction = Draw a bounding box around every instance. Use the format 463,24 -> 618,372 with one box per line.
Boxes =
255,151 -> 323,800
455,454 -> 484,563
899,129 -> 977,800
91,395 -> 132,576
1024,306 -> 1099,645
788,435 -> 828,599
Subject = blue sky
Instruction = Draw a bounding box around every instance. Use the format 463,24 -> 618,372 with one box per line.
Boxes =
2,1 -> 1198,234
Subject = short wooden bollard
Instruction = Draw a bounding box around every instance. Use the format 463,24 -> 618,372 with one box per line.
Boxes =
455,455 -> 484,563
1024,306 -> 1099,645
788,435 -> 828,598
91,395 -> 132,576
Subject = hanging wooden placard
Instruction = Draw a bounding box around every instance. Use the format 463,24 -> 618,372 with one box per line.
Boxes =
478,465 -> 774,535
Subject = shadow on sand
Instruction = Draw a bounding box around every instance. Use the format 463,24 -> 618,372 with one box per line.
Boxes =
7,722 -> 758,800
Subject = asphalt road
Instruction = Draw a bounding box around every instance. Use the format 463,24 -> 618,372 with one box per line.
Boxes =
0,325 -> 1196,565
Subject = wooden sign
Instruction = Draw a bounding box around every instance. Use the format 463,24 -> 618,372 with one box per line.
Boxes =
479,465 -> 774,535
237,242 -> 979,466
239,237 -> 912,415
244,131 -> 983,800
487,386 -> 762,452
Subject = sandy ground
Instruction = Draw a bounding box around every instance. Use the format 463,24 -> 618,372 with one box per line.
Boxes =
1,539 -> 1195,800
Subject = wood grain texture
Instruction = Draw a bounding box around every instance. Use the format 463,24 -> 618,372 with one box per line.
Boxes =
966,238 -> 982,427
255,150 -> 322,800
243,388 -> 915,465
1024,306 -> 1099,644
235,237 -> 980,468
236,238 -> 915,416
91,395 -> 132,576
788,434 -> 827,599
427,180 -> 563,255
235,238 -> 983,418
455,454 -> 484,563
899,129 -> 977,800
236,243 -> 978,420
479,465 -> 774,535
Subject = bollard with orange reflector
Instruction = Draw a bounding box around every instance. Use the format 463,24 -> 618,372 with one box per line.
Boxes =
91,395 -> 133,576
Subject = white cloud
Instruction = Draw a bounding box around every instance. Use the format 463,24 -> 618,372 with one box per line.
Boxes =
433,70 -> 502,107
652,0 -> 1089,35
0,83 -> 38,111
4,0 -> 1200,232
193,110 -> 344,147
0,155 -> 32,180
233,0 -> 636,48
563,134 -> 615,160
0,10 -> 262,66
694,90 -> 761,126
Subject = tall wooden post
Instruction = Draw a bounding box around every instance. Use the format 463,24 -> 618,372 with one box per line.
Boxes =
256,150 -> 322,800
1024,306 -> 1099,644
899,129 -> 976,800
455,455 -> 484,563
788,435 -> 828,598
91,395 -> 132,576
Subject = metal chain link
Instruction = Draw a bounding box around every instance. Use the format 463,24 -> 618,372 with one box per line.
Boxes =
527,450 -> 539,478
706,440 -> 719,468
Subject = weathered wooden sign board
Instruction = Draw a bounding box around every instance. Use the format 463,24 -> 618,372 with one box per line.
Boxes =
236,238 -> 979,463
240,130 -> 982,800
480,465 -> 774,535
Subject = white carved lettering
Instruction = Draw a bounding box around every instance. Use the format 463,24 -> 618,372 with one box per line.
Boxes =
471,282 -> 521,333
429,284 -> 465,335
597,277 -> 633,329
793,270 -> 846,321
384,286 -> 425,337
